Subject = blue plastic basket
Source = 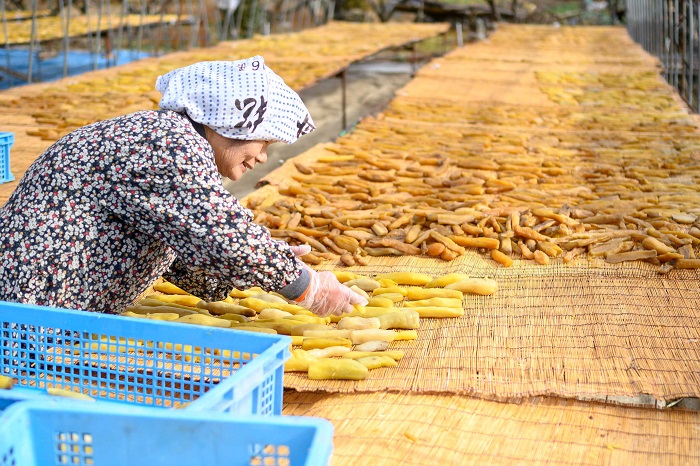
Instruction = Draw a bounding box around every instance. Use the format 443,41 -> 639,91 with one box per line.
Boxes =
0,400 -> 334,466
0,301 -> 291,415
0,132 -> 14,184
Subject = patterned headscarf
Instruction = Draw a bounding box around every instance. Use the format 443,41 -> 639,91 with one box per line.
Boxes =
155,56 -> 315,144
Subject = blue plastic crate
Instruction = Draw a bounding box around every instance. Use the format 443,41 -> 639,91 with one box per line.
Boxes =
0,400 -> 334,466
0,385 -> 53,412
0,301 -> 291,415
0,132 -> 14,184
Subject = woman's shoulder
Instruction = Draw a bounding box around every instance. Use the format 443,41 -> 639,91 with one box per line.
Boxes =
113,109 -> 190,129
103,110 -> 206,145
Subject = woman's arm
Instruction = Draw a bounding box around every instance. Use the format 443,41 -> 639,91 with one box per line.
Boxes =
100,111 -> 305,301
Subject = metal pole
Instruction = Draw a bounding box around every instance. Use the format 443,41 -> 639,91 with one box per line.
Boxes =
627,0 -> 634,42
59,0 -> 69,77
326,0 -> 334,23
82,0 -> 96,72
697,0 -> 700,107
155,0 -> 167,54
234,0 -> 244,37
27,0 -> 38,83
93,0 -> 104,71
643,0 -> 648,52
299,0 -> 306,31
672,0 -> 678,88
246,0 -> 258,37
113,0 -> 128,72
1,0 -> 15,88
199,0 -> 209,45
285,0 -> 295,32
103,0 -> 114,67
655,0 -> 661,57
136,0 -> 145,54
222,7 -> 234,40
654,0 -> 661,57
174,0 -> 183,49
340,68 -> 347,131
647,0 -> 652,52
186,0 -> 198,47
689,0 -> 694,108
662,0 -> 669,82
682,0 -> 688,99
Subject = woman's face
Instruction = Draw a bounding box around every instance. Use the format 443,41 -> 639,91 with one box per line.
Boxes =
205,126 -> 272,181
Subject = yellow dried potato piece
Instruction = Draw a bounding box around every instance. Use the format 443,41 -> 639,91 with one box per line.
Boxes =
143,313 -> 180,321
308,358 -> 368,380
343,278 -> 381,292
307,346 -> 352,358
356,355 -> 398,370
199,301 -> 257,317
302,337 -> 353,350
406,288 -> 463,300
332,271 -> 362,283
303,329 -> 353,339
47,388 -> 95,401
343,350 -> 405,361
374,272 -> 433,286
216,313 -> 248,324
376,310 -> 421,329
0,375 -> 14,390
406,306 -> 465,318
445,278 -> 498,296
174,314 -> 231,328
337,317 -> 381,330
424,273 -> 471,288
373,286 -> 408,297
366,296 -> 395,307
404,297 -> 462,308
232,326 -> 278,334
148,294 -> 203,308
394,330 -> 418,341
153,281 -> 189,295
373,292 -> 405,303
491,249 -> 514,267
135,299 -> 201,312
290,335 -> 305,346
350,329 -> 396,344
239,297 -> 307,314
284,349 -> 318,372
291,323 -> 331,336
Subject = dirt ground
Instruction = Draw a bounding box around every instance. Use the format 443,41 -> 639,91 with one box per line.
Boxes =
223,61 -> 416,199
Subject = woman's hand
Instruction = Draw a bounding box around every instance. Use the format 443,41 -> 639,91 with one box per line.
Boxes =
299,268 -> 368,317
287,243 -> 367,317
289,244 -> 312,257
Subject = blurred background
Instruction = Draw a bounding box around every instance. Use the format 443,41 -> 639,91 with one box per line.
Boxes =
0,0 -> 624,90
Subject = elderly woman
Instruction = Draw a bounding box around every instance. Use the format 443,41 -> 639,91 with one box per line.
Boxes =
0,56 -> 366,317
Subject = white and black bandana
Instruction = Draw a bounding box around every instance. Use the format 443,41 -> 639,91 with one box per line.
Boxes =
156,56 -> 315,144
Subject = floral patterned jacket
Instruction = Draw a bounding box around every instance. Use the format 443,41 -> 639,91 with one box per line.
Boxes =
0,110 -> 304,314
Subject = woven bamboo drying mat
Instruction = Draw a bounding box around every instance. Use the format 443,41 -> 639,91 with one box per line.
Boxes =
0,13 -> 184,44
253,138 -> 700,402
283,390 -> 700,466
257,23 -> 700,465
279,252 -> 700,403
397,69 -> 684,109
454,23 -> 659,66
381,96 -> 699,133
237,23 -> 700,406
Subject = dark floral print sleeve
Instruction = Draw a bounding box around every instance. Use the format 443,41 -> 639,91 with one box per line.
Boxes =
0,110 -> 302,313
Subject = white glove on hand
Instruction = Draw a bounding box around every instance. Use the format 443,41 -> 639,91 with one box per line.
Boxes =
289,244 -> 312,257
298,267 -> 368,317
